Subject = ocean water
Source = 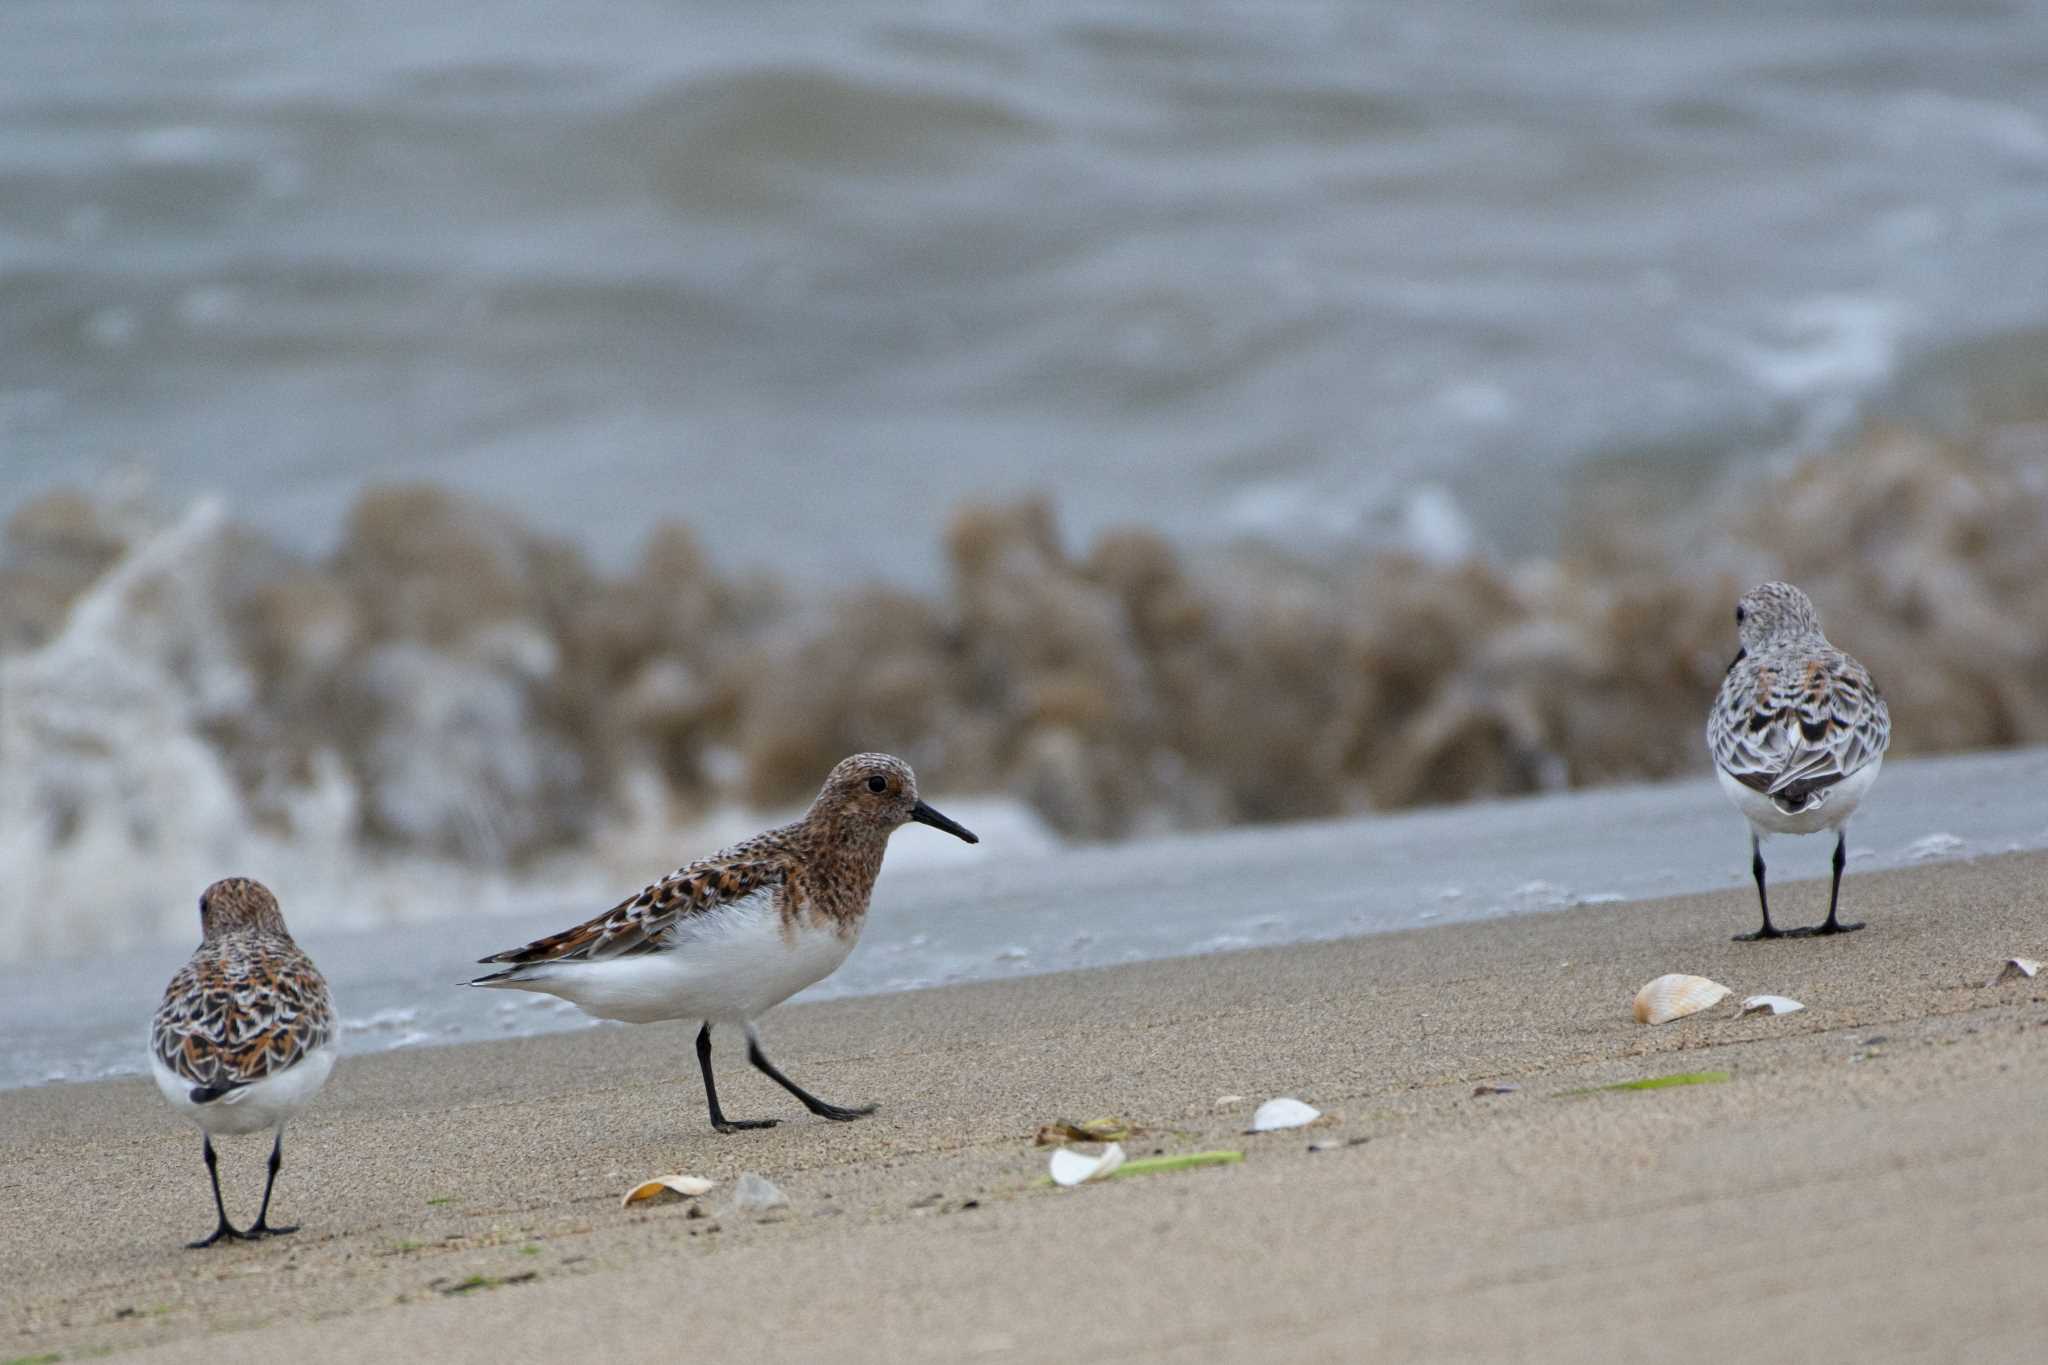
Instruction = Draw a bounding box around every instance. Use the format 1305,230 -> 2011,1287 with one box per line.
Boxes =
7,746 -> 2044,1093
4,0 -> 2048,580
7,1 -> 2048,1046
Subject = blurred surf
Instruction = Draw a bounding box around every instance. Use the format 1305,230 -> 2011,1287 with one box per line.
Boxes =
7,418 -> 2048,966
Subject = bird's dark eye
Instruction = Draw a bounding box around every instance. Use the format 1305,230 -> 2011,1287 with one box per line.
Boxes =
867,775 -> 888,793
1735,606 -> 1746,624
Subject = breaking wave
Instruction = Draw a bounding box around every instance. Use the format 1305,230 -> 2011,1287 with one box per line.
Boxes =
6,418 -> 2048,960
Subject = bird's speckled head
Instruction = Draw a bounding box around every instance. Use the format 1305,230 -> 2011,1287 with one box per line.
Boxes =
1734,581 -> 1825,650
198,877 -> 289,941
808,753 -> 978,845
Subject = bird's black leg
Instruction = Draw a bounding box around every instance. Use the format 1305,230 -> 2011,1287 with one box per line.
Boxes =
245,1132 -> 298,1238
1732,833 -> 1784,941
1811,830 -> 1863,936
187,1135 -> 245,1249
698,1023 -> 776,1134
745,1024 -> 875,1122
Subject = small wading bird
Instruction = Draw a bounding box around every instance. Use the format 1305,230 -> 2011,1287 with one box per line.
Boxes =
1707,582 -> 1890,941
150,878 -> 336,1247
468,753 -> 978,1131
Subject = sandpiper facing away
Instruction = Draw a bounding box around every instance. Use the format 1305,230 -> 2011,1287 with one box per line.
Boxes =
1707,582 -> 1890,941
469,753 -> 978,1131
150,878 -> 336,1247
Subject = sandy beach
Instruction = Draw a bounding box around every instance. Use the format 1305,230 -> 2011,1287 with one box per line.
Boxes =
4,849 -> 2046,1364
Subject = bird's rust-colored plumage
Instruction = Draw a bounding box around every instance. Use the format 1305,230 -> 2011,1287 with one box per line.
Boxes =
150,878 -> 334,1095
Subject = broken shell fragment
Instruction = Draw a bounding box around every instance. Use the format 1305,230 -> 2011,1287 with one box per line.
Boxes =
1988,958 -> 2041,986
1632,974 -> 1731,1025
1740,995 -> 1805,1016
621,1174 -> 716,1208
1049,1142 -> 1126,1187
1247,1098 -> 1322,1132
732,1172 -> 788,1216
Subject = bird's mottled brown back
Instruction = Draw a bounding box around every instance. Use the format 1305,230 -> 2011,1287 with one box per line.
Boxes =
480,831 -> 799,965
152,931 -> 335,1091
477,798 -> 900,969
1708,585 -> 1889,801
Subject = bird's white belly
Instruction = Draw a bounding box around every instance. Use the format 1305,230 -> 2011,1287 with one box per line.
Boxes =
1717,758 -> 1881,837
150,1045 -> 336,1138
518,898 -> 857,1025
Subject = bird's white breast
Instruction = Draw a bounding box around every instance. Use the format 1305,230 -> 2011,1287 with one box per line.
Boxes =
507,890 -> 857,1025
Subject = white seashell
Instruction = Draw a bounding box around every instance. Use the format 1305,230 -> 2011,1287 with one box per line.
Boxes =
621,1174 -> 715,1208
1213,1094 -> 1245,1110
1247,1097 -> 1322,1132
1049,1142 -> 1126,1187
1632,974 -> 1732,1025
1740,994 -> 1805,1016
1988,958 -> 2042,986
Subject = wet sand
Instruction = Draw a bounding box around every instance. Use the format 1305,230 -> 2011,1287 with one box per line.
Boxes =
4,850 -> 2046,1363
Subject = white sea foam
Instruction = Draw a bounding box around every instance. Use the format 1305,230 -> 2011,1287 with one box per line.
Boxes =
1733,296 -> 1908,400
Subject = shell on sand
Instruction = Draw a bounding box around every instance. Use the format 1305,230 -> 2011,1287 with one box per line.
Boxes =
1049,1143 -> 1126,1187
621,1174 -> 716,1208
1988,958 -> 2041,986
1740,994 -> 1805,1017
1248,1097 -> 1323,1132
1633,974 -> 1732,1025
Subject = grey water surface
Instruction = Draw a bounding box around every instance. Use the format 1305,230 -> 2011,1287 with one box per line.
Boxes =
5,1 -> 2048,578
7,745 -> 2042,1092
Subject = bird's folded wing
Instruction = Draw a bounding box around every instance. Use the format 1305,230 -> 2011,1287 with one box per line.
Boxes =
478,857 -> 788,965
1710,653 -> 1888,796
151,947 -> 334,1090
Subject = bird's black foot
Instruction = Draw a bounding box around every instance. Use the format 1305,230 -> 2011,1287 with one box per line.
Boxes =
805,1100 -> 878,1123
1791,919 -> 1864,937
1732,926 -> 1785,942
245,1221 -> 298,1239
186,1223 -> 246,1249
712,1118 -> 780,1134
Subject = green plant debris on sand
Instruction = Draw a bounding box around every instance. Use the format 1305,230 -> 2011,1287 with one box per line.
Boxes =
1110,1151 -> 1244,1178
1570,1071 -> 1733,1095
7,1353 -> 65,1365
1033,1116 -> 1142,1145
438,1272 -> 538,1296
424,1196 -> 455,1206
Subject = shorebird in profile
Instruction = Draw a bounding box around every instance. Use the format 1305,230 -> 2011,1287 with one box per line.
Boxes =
1707,582 -> 1889,941
468,753 -> 978,1131
150,878 -> 336,1247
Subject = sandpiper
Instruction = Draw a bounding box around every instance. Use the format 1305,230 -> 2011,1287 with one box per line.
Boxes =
468,753 -> 978,1131
150,878 -> 336,1247
1707,582 -> 1889,940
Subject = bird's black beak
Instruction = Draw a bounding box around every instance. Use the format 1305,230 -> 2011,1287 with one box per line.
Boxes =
910,800 -> 978,844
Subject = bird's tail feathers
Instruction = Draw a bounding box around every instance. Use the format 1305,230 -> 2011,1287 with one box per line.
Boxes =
466,965 -> 548,989
188,1082 -> 247,1105
1771,787 -> 1828,816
